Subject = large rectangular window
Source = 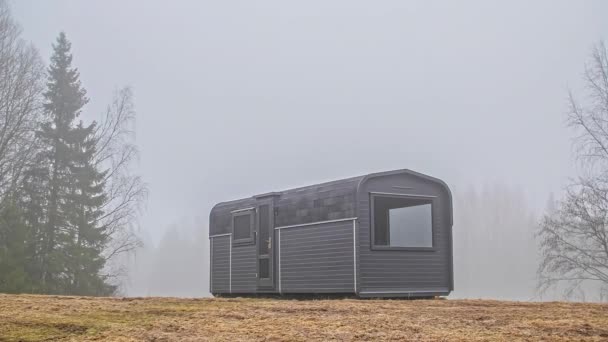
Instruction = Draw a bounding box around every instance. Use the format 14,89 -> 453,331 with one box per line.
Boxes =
372,194 -> 433,249
232,210 -> 255,245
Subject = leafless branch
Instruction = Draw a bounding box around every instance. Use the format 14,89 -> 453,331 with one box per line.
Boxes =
93,87 -> 148,282
0,0 -> 43,204
539,41 -> 608,297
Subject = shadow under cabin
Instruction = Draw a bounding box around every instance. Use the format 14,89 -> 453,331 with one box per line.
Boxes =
209,169 -> 453,298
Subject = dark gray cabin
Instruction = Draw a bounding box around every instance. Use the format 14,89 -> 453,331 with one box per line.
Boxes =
209,169 -> 453,298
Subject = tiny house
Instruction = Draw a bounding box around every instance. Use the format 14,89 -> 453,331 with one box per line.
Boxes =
209,169 -> 453,298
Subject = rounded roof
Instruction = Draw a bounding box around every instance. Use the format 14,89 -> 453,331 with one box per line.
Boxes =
356,169 -> 453,225
210,168 -> 452,225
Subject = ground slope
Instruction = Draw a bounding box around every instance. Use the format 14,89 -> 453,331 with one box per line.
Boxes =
0,294 -> 607,341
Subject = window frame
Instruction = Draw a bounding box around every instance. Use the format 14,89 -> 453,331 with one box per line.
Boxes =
232,209 -> 256,246
370,193 -> 436,251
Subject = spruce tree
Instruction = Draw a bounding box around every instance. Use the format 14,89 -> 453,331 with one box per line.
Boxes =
34,32 -> 88,293
65,122 -> 114,295
24,32 -> 114,295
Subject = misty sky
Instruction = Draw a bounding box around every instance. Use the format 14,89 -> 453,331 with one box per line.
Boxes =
12,1 -> 608,243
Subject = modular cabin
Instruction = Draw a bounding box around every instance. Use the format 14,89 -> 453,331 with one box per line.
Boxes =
209,169 -> 453,298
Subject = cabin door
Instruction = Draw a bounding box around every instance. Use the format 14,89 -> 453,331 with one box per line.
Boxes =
256,200 -> 274,289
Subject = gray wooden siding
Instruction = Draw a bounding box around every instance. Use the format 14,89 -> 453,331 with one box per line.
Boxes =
210,236 -> 230,293
357,173 -> 452,295
231,243 -> 257,293
278,220 -> 355,293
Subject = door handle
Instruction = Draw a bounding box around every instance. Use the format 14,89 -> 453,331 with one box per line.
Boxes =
267,237 -> 272,250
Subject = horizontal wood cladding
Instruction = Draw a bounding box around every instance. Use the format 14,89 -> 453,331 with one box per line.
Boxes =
231,244 -> 257,293
279,221 -> 355,293
358,172 -> 453,294
210,236 -> 230,293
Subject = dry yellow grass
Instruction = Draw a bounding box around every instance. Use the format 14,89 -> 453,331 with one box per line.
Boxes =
0,294 -> 607,341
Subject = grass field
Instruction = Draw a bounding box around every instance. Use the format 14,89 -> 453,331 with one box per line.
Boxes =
0,294 -> 607,341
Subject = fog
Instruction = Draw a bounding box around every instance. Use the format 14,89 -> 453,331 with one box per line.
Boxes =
13,0 -> 608,300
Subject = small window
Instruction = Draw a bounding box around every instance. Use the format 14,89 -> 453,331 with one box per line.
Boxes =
259,258 -> 269,279
232,210 -> 255,245
371,194 -> 433,249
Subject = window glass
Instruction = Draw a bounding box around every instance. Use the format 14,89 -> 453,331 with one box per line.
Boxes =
373,196 -> 433,248
388,204 -> 432,247
258,205 -> 269,255
259,258 -> 269,279
233,213 -> 252,242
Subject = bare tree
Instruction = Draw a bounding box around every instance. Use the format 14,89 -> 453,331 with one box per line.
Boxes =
538,41 -> 608,298
93,87 -> 148,284
0,0 -> 43,203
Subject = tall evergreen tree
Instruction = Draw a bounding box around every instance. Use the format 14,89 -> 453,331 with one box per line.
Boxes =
23,32 -> 114,295
41,32 -> 88,293
64,122 -> 114,295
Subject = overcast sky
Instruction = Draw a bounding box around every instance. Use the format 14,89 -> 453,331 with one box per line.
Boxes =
12,1 -> 608,243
